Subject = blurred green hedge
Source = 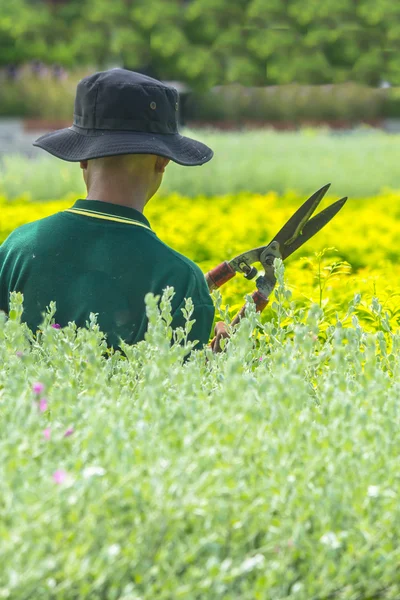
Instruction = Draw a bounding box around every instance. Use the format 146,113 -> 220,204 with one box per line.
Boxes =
186,83 -> 390,123
0,68 -> 91,119
1,69 -> 400,122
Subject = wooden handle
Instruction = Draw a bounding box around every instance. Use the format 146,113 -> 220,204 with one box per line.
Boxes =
210,290 -> 270,353
205,261 -> 236,291
231,290 -> 269,327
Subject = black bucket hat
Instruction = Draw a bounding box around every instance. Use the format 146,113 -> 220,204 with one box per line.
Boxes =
33,68 -> 213,167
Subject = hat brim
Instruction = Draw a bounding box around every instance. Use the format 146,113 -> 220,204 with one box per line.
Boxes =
33,125 -> 213,167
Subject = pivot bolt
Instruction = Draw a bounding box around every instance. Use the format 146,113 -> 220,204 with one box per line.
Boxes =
264,255 -> 275,266
243,266 -> 258,280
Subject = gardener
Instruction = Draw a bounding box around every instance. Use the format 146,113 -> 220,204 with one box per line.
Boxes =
0,68 -> 228,352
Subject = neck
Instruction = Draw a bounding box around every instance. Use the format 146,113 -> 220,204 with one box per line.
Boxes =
86,179 -> 150,213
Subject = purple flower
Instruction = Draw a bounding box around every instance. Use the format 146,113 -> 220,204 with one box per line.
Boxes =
43,428 -> 51,440
16,351 -> 23,358
32,382 -> 45,394
39,398 -> 48,412
64,427 -> 74,438
53,470 -> 67,484
51,323 -> 61,329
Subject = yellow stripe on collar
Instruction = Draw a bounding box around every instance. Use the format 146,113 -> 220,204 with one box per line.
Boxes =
65,208 -> 152,231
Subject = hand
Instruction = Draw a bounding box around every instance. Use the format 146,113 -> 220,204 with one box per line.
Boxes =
210,321 -> 230,353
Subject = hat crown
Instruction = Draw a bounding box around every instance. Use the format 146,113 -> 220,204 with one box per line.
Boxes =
73,69 -> 179,134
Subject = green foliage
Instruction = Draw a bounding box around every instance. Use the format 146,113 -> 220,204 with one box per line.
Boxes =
2,278 -> 400,597
0,0 -> 50,64
300,249 -> 352,309
2,0 -> 400,86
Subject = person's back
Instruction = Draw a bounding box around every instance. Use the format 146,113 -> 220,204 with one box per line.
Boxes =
0,68 -> 220,350
0,200 -> 214,349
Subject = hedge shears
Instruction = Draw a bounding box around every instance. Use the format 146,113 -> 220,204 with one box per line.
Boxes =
206,183 -> 347,329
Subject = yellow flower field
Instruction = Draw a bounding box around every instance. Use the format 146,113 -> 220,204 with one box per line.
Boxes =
1,190 -> 400,331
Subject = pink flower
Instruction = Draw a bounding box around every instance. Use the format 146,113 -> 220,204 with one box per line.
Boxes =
32,382 -> 45,394
43,428 -> 51,440
53,470 -> 67,485
16,351 -> 23,358
51,323 -> 61,329
39,398 -> 48,412
64,427 -> 74,438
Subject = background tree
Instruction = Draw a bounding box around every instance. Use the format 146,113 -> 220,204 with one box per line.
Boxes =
2,0 -> 400,88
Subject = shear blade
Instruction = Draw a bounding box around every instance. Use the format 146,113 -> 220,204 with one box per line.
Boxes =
281,196 -> 347,260
274,183 -> 331,249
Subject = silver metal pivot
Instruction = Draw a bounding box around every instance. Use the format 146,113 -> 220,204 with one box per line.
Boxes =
256,241 -> 282,298
239,261 -> 258,280
260,241 -> 281,270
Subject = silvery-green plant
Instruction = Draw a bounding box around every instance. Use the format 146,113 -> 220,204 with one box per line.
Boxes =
1,276 -> 400,599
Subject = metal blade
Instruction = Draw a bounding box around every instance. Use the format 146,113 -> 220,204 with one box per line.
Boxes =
281,196 -> 347,260
273,183 -> 331,249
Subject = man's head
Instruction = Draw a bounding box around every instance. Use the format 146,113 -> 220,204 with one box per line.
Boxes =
33,69 -> 213,176
80,153 -> 170,206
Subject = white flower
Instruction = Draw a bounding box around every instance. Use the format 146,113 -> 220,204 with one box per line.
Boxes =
83,466 -> 106,479
320,532 -> 341,549
368,485 -> 380,497
239,554 -> 265,573
107,544 -> 121,557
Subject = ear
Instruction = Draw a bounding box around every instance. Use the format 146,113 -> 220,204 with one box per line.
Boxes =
155,156 -> 170,174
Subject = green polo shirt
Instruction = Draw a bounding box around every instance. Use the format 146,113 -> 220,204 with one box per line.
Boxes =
0,200 -> 215,350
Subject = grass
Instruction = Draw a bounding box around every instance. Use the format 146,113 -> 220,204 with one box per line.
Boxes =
1,128 -> 400,201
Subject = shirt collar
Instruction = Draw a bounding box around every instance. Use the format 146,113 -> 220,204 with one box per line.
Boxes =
72,200 -> 151,228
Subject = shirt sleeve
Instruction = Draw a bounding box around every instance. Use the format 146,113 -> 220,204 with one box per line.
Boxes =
170,267 -> 215,350
0,244 -> 10,316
